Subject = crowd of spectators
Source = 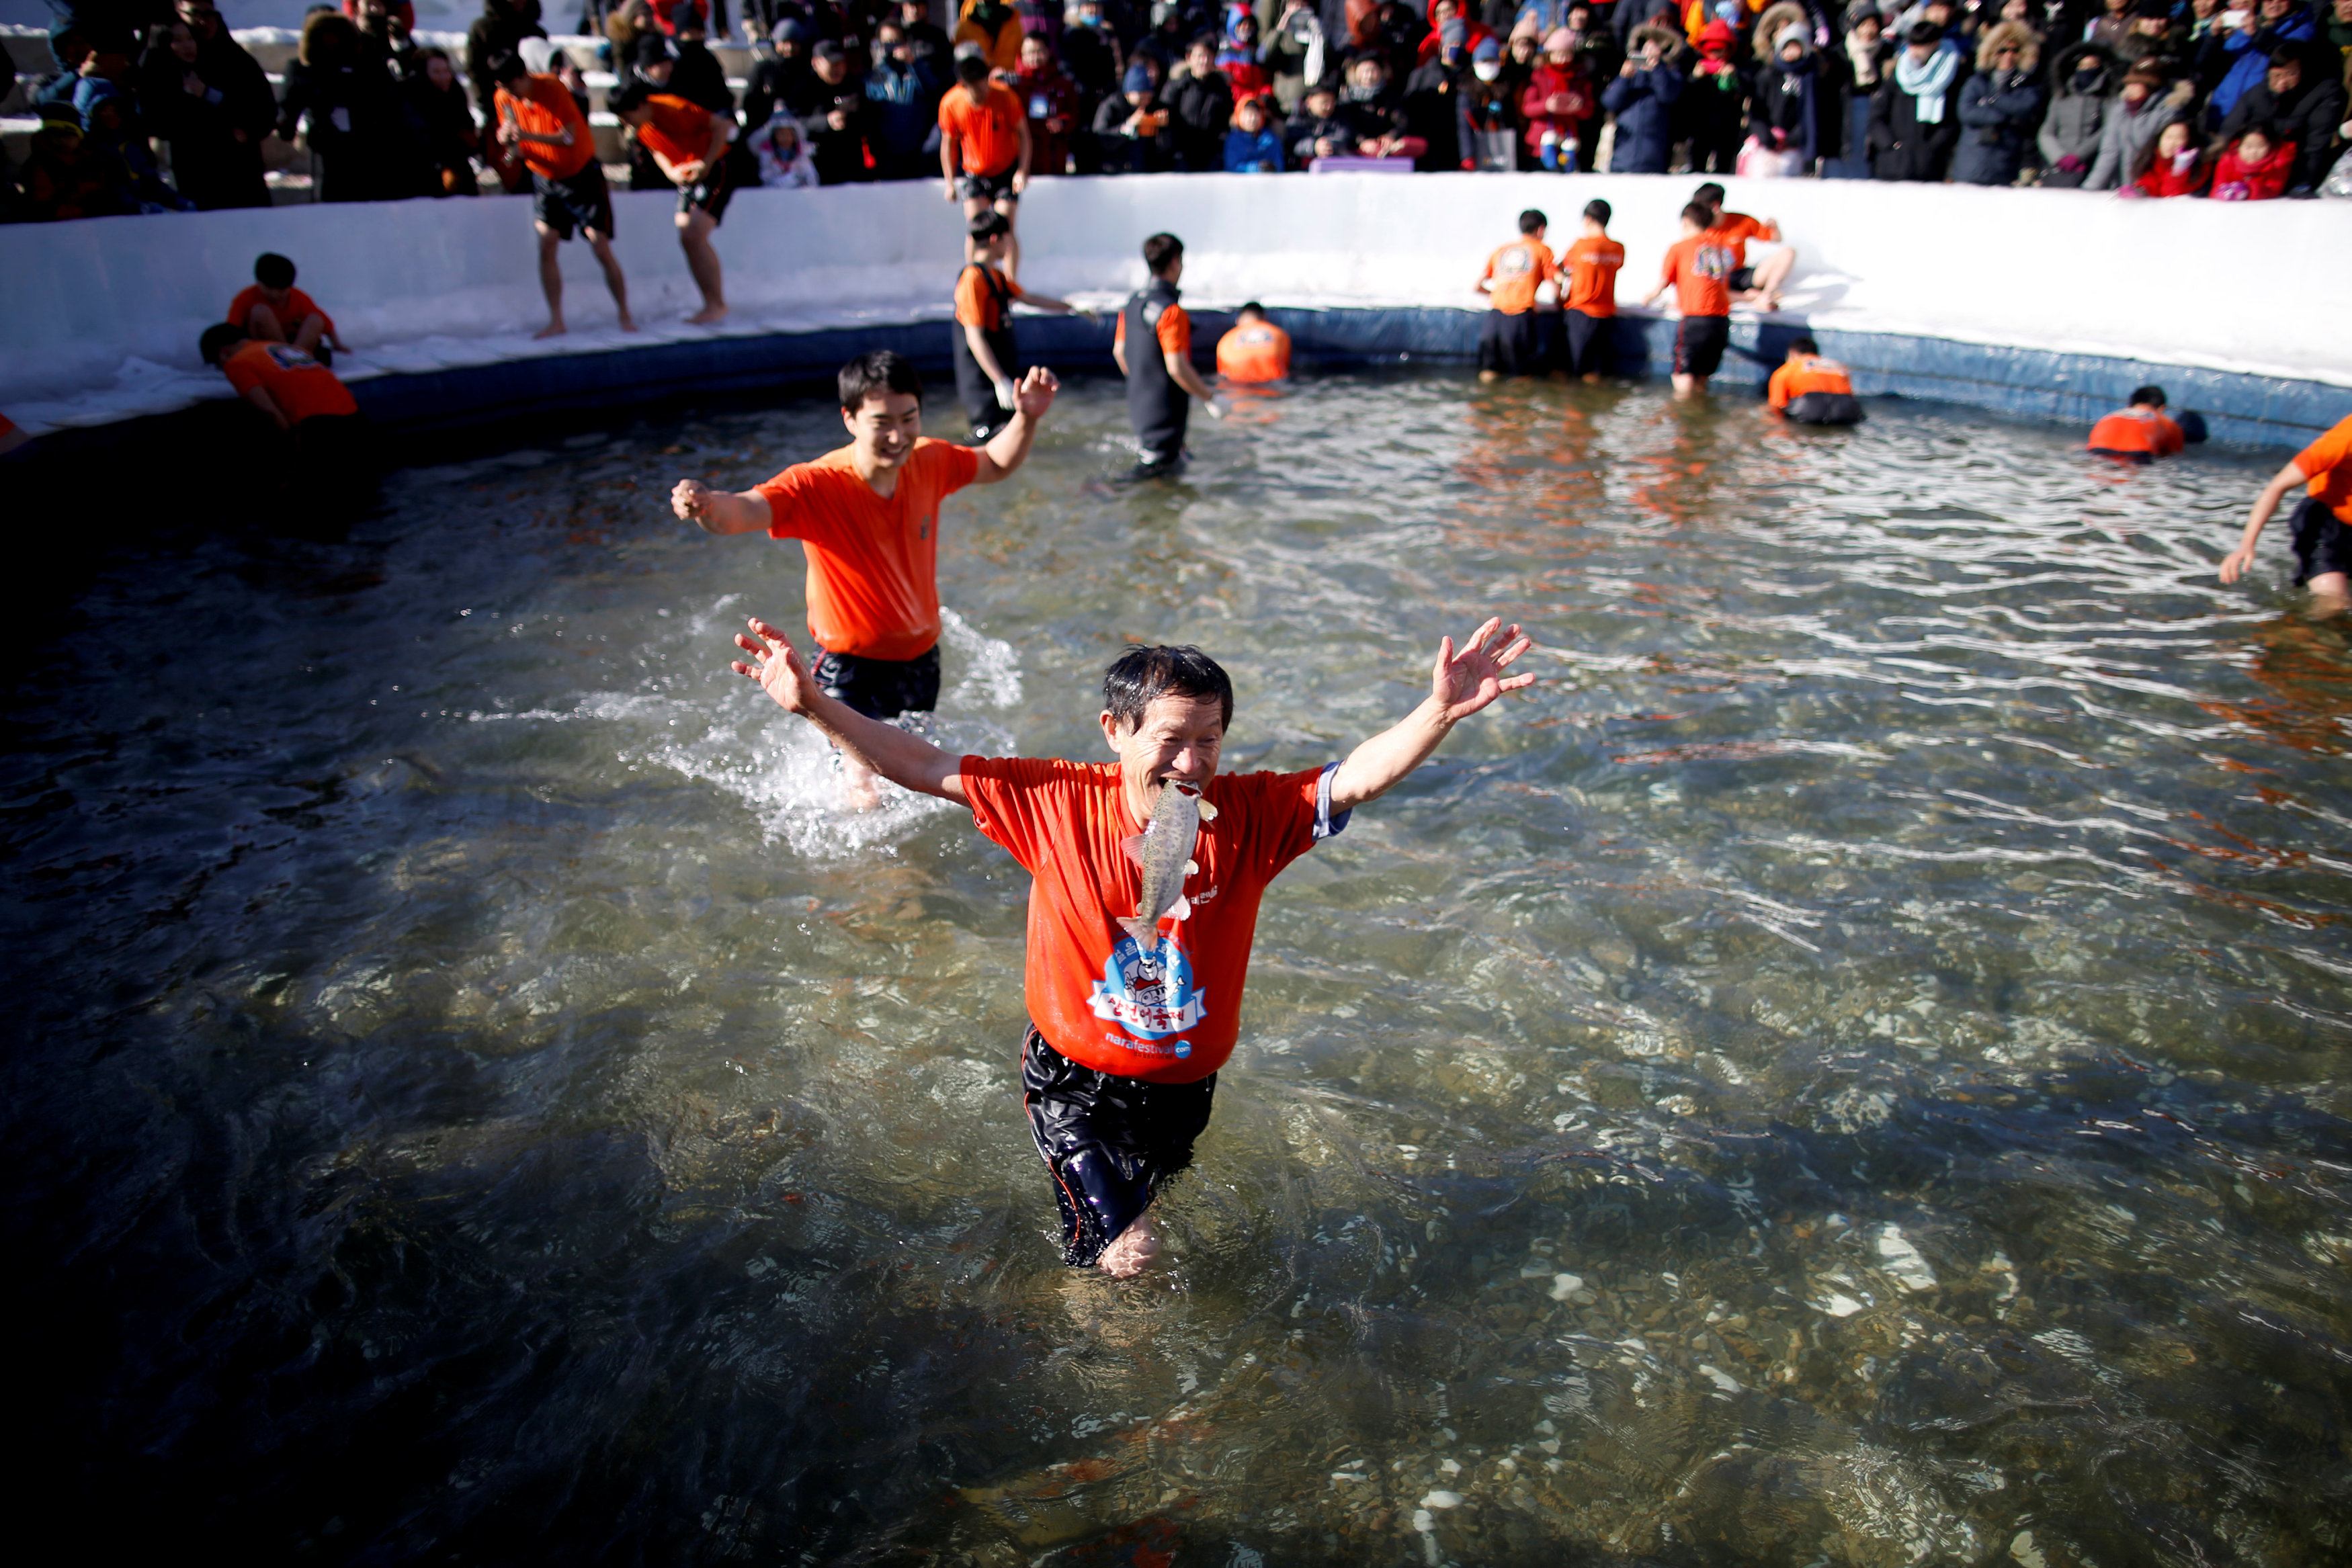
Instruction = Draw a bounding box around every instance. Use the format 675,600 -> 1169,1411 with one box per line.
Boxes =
8,0 -> 2347,219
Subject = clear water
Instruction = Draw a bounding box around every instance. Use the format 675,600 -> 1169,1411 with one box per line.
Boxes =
8,376 -> 2351,1567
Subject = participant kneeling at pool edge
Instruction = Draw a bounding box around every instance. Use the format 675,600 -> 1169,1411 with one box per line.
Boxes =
200,321 -> 374,509
953,211 -> 1088,445
1769,337 -> 1863,426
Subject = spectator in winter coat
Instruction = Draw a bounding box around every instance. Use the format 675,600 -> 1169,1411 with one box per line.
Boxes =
751,114 -> 819,183
1093,60 -> 1177,169
2217,46 -> 2348,191
863,23 -> 946,179
1679,17 -> 1746,173
1822,5 -> 1889,177
1223,89 -> 1288,165
955,0 -> 1027,72
2131,114 -> 2208,193
667,8 -> 739,114
743,19 -> 814,132
1262,0 -> 1327,112
1222,11 -> 1273,101
136,16 -> 269,209
466,0 -> 546,122
1868,19 -> 1962,179
1167,33 -> 1237,168
278,10 -> 421,202
808,89 -> 874,183
16,103 -> 135,220
1600,20 -> 1683,170
2088,58 -> 2181,188
2209,123 -> 2298,195
1335,48 -> 1426,156
1952,19 -> 2042,183
2211,0 -> 2314,120
1285,75 -> 1357,161
2083,0 -> 2135,52
1520,26 -> 1597,165
1747,5 -> 1822,170
1011,31 -> 1083,175
407,47 -> 482,194
2039,39 -> 2115,185
1402,13 -> 1475,169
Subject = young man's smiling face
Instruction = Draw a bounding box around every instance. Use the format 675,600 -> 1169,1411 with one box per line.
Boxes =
843,390 -> 923,470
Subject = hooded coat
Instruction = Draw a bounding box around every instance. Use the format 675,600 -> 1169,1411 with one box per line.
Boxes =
1951,19 -> 2041,185
2216,68 -> 2349,192
2088,75 -> 2192,190
1601,21 -> 1685,171
1747,2 -> 1822,166
2038,40 -> 2113,186
1866,36 -> 1962,180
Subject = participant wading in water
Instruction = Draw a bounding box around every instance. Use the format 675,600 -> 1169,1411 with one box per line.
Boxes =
1113,232 -> 1224,476
724,620 -> 1535,1276
669,351 -> 1060,807
953,211 -> 1088,444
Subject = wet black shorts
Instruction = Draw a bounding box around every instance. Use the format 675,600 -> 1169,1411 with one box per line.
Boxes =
1675,314 -> 1731,378
1022,1028 -> 1216,1267
812,644 -> 940,721
1563,307 -> 1613,376
677,146 -> 741,224
1728,265 -> 1757,294
1784,390 -> 1865,425
958,166 -> 1019,204
2289,494 -> 2352,588
532,163 -> 614,241
1478,308 -> 1540,376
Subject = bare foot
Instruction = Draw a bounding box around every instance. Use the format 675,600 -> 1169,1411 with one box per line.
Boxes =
534,320 -> 568,339
1478,369 -> 1500,384
618,314 -> 640,333
687,304 -> 730,325
1097,1214 -> 1162,1278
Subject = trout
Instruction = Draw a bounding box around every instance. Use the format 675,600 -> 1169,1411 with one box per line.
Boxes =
1118,781 -> 1218,961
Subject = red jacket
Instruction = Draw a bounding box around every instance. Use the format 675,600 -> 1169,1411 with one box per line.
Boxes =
2210,140 -> 2296,200
1519,61 -> 1594,151
2134,150 -> 2207,198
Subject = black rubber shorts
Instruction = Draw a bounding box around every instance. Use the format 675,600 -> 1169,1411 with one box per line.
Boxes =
2290,494 -> 2352,588
958,166 -> 1019,204
1563,308 -> 1613,376
812,644 -> 940,720
677,144 -> 747,224
1478,308 -> 1540,376
1675,314 -> 1730,378
532,163 -> 614,241
1728,265 -> 1757,294
1785,390 -> 1864,425
1022,1028 -> 1215,1267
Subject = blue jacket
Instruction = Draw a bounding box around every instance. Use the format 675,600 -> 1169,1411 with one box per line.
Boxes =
1601,62 -> 1683,173
2212,9 -> 2314,120
864,56 -> 943,157
1222,124 -> 1284,171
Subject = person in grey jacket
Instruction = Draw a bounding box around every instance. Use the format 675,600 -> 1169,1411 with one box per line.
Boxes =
1952,19 -> 2041,184
2038,39 -> 2114,186
2086,58 -> 2182,189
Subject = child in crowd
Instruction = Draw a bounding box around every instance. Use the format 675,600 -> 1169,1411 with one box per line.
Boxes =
2086,384 -> 2185,461
1557,198 -> 1622,382
1641,202 -> 1735,399
2131,117 -> 2207,195
753,116 -> 818,187
2209,126 -> 2296,199
17,103 -> 132,222
1768,335 -> 1863,425
1284,79 -> 1354,167
1476,207 -> 1560,383
227,253 -> 347,365
1215,302 -> 1292,384
1224,93 -> 1285,171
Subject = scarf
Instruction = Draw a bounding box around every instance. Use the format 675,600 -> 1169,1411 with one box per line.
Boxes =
1894,42 -> 1956,122
1845,32 -> 1880,86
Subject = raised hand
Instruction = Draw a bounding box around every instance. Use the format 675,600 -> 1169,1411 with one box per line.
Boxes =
732,617 -> 816,713
1430,617 -> 1536,722
1013,365 -> 1060,421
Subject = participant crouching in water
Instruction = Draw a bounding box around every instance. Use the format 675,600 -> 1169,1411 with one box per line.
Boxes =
1769,336 -> 1863,425
2085,386 -> 2185,462
953,211 -> 1089,443
2221,410 -> 2352,605
611,34 -> 748,326
725,621 -> 1534,1274
1113,232 -> 1224,475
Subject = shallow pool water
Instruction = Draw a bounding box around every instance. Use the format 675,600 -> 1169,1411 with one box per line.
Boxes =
8,375 -> 2351,1567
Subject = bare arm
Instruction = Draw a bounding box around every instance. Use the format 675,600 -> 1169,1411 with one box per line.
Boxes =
1328,618 -> 1535,812
1013,114 -> 1033,187
970,367 -> 1060,483
1111,333 -> 1128,376
940,130 -> 960,193
241,384 -> 291,433
1166,348 -> 1220,410
2221,460 -> 2310,583
670,480 -> 772,535
732,617 -> 969,801
964,321 -> 1010,384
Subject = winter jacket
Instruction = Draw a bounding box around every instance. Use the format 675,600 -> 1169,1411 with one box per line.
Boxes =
2038,40 -> 2114,185
1222,122 -> 1285,169
2087,84 -> 2175,190
1519,59 -> 1595,154
2217,72 -> 2349,191
862,55 -> 947,162
1601,26 -> 1685,172
2211,10 -> 2316,121
1954,67 -> 2042,184
2133,139 -> 2206,195
1749,48 -> 1822,166
1167,64 -> 1236,170
1402,56 -> 1469,170
2210,136 -> 2297,198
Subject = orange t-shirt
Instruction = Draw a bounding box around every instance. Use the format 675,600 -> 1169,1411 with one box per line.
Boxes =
1660,232 -> 1735,318
1481,238 -> 1556,316
960,758 -> 1337,1083
495,75 -> 595,179
2085,406 -> 2185,459
632,93 -> 718,169
1560,236 -> 1624,316
220,339 -> 359,425
1215,321 -> 1291,384
953,263 -> 1025,331
1704,210 -> 1779,263
1114,302 -> 1192,357
938,81 -> 1024,177
756,439 -> 982,660
2293,412 -> 2352,523
226,285 -> 336,339
1768,354 -> 1854,410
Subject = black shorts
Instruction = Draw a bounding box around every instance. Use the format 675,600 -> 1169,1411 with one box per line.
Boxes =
532,163 -> 614,241
1728,265 -> 1756,294
958,167 -> 1019,204
812,644 -> 941,720
1784,390 -> 1864,425
1675,314 -> 1731,378
1478,309 -> 1540,376
677,144 -> 745,224
1021,1028 -> 1215,1267
2289,494 -> 2352,588
1563,308 -> 1613,376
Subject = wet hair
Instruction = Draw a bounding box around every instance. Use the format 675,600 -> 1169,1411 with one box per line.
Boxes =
955,50 -> 990,81
1237,300 -> 1266,320
1789,335 -> 1820,355
1103,645 -> 1234,732
969,210 -> 1010,240
2129,384 -> 2167,408
1583,198 -> 1611,225
1692,181 -> 1725,207
1142,231 -> 1184,275
199,322 -> 249,365
1679,201 -> 1711,227
254,251 -> 296,288
1517,208 -> 1547,234
837,349 -> 923,410
487,49 -> 528,83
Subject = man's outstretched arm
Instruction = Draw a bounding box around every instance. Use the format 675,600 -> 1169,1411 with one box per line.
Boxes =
672,478 -> 771,535
732,617 -> 970,803
1329,617 -> 1536,812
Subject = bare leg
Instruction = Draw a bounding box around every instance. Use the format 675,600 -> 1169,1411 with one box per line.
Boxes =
247,301 -> 288,343
1097,1211 -> 1163,1278
1478,369 -> 1501,384
534,223 -> 568,338
291,312 -> 328,355
677,208 -> 728,324
997,198 -> 1019,280
2308,570 -> 2349,613
587,230 -> 636,331
1753,246 -> 1796,311
1672,372 -> 1706,398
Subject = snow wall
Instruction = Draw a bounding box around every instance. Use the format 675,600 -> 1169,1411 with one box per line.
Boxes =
3,171 -> 2347,447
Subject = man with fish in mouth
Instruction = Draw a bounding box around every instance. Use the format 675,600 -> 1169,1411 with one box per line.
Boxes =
727,617 -> 1535,1276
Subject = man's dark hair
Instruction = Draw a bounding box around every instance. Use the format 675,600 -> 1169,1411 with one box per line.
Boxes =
487,49 -> 527,83
607,75 -> 651,115
1142,231 -> 1184,275
1517,208 -> 1547,234
1103,645 -> 1234,732
838,349 -> 923,410
2129,384 -> 2166,408
254,251 -> 296,288
1692,181 -> 1725,208
1679,201 -> 1711,227
1789,335 -> 1820,355
1189,30 -> 1218,50
969,210 -> 1009,239
1237,300 -> 1266,320
199,322 -> 249,365
954,50 -> 989,81
2267,46 -> 2302,69
1583,198 -> 1611,225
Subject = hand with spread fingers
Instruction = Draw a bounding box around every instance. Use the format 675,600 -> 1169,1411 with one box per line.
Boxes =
1430,617 -> 1536,722
731,617 -> 818,714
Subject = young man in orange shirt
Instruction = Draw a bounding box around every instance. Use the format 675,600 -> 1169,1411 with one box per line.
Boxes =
2085,386 -> 2186,463
1214,302 -> 1292,386
1767,335 -> 1863,425
1558,198 -> 1624,383
1475,208 -> 1559,384
954,211 -> 1089,443
1691,181 -> 1795,312
2220,410 -> 2352,604
1641,202 -> 1736,398
939,44 -> 1033,278
613,37 -> 747,326
226,252 -> 347,365
669,351 -> 1063,806
726,615 -> 1533,1276
491,52 -> 635,340
200,320 -> 374,509
1114,232 -> 1224,475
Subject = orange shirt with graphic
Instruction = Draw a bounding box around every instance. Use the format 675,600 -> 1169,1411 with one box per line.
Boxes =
1659,233 -> 1734,318
938,80 -> 1025,176
1216,321 -> 1292,383
226,285 -> 336,339
2293,412 -> 2352,523
1768,354 -> 1855,410
1114,302 -> 1193,357
954,263 -> 1025,330
632,93 -> 718,169
2085,406 -> 2185,458
960,759 -> 1336,1083
220,339 -> 359,425
755,438 -> 981,660
1704,210 -> 1779,263
1480,238 -> 1557,315
1560,236 -> 1624,316
495,75 -> 595,179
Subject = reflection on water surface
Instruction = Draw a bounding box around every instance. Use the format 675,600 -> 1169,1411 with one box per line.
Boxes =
6,376 -> 2351,1567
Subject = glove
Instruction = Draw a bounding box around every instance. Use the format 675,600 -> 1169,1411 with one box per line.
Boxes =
994,377 -> 1017,411
1201,398 -> 1226,421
